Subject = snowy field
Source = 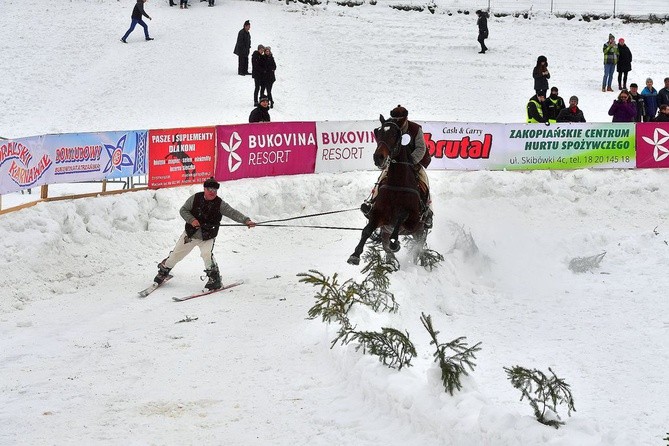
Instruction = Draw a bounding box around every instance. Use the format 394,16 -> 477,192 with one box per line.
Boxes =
2,0 -> 669,445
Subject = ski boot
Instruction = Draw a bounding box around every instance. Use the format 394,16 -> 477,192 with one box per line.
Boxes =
154,261 -> 172,284
204,266 -> 222,290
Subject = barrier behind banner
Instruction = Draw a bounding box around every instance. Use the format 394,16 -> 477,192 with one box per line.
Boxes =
2,120 -> 668,213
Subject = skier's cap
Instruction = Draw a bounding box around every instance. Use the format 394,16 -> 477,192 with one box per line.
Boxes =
204,177 -> 220,190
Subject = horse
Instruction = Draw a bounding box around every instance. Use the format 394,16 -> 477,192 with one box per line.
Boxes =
347,114 -> 428,266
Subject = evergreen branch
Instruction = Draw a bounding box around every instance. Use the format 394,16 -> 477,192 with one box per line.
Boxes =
352,327 -> 416,370
298,270 -> 357,325
504,365 -> 576,429
420,313 -> 481,395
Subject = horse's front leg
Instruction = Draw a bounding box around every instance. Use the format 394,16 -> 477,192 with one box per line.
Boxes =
388,210 -> 408,253
348,221 -> 377,265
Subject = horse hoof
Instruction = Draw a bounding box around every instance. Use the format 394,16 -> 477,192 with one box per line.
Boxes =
389,240 -> 400,252
347,255 -> 360,265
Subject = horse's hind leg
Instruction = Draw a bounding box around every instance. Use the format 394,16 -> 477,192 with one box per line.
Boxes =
348,222 -> 376,265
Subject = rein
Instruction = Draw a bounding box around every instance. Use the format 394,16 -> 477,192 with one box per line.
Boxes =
218,208 -> 362,230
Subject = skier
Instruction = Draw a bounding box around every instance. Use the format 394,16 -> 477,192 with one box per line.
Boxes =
154,178 -> 256,290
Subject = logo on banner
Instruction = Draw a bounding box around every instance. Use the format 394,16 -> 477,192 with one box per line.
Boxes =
221,132 -> 243,173
103,134 -> 134,173
424,133 -> 492,159
641,127 -> 669,162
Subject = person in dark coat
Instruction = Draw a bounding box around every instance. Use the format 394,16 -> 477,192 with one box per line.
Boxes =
153,177 -> 256,291
658,77 -> 669,108
121,0 -> 153,43
628,83 -> 646,122
251,44 -> 266,106
616,38 -> 632,90
532,55 -> 550,97
249,96 -> 271,123
262,46 -> 277,108
608,90 -> 636,122
556,96 -> 586,122
476,10 -> 489,54
233,20 -> 251,76
655,104 -> 669,122
641,78 -> 659,122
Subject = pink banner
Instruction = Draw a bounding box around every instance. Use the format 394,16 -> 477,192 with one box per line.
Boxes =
215,122 -> 317,181
636,122 -> 669,168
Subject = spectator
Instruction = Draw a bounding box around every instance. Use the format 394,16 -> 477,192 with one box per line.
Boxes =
526,92 -> 548,123
616,38 -> 632,90
628,83 -> 647,122
658,77 -> 669,108
262,46 -> 277,109
249,96 -> 271,123
532,55 -> 550,97
655,104 -> 669,122
602,33 -> 618,92
608,90 -> 636,122
120,0 -> 154,44
641,78 -> 659,122
233,20 -> 251,76
476,10 -> 489,54
546,86 -> 565,123
251,44 -> 266,106
556,96 -> 586,122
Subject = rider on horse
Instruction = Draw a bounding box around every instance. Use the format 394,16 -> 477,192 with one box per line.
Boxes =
361,105 -> 433,228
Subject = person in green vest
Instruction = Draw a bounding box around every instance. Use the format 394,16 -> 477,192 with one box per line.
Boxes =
526,92 -> 548,123
546,86 -> 565,123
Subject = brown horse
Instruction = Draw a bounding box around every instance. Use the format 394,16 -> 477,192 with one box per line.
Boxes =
347,115 -> 427,265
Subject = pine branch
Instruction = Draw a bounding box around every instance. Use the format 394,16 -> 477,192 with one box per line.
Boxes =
420,313 -> 481,395
298,270 -> 356,327
352,327 -> 416,370
504,365 -> 576,429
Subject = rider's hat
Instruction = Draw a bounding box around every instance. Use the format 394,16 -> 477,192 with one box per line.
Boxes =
204,177 -> 220,190
390,105 -> 408,119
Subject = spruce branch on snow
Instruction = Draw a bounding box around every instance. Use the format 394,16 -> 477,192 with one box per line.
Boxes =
351,327 -> 416,370
504,365 -> 576,429
420,313 -> 482,395
298,270 -> 356,328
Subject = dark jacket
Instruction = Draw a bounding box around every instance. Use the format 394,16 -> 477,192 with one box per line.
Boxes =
556,106 -> 586,123
532,65 -> 550,95
654,112 -> 669,122
546,94 -> 565,122
477,13 -> 488,38
251,50 -> 265,79
131,1 -> 150,20
608,100 -> 636,122
249,105 -> 271,123
263,55 -> 276,84
658,87 -> 669,107
641,86 -> 659,118
181,192 -> 248,241
629,92 -> 646,122
233,29 -> 251,57
617,44 -> 632,72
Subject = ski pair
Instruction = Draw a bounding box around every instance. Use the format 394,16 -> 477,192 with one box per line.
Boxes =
137,276 -> 243,301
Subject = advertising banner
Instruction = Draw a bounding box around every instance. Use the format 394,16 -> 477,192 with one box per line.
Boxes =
314,120 -> 378,173
215,122 -> 317,181
421,122 -> 635,170
148,127 -> 216,188
0,131 -> 147,195
635,122 -> 669,168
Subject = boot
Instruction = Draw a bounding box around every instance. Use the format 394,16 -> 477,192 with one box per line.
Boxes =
204,266 -> 222,290
154,261 -> 172,284
607,86 -> 614,92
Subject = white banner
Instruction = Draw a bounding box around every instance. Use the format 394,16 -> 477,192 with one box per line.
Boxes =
314,120 -> 378,173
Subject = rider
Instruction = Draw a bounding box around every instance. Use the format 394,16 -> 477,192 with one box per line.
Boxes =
361,105 -> 433,228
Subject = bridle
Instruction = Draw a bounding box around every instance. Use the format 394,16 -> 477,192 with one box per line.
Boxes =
375,120 -> 411,166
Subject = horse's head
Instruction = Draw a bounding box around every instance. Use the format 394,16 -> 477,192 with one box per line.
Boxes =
373,114 -> 409,168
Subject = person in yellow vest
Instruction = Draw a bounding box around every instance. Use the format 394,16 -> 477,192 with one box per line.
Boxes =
526,92 -> 548,123
546,86 -> 565,123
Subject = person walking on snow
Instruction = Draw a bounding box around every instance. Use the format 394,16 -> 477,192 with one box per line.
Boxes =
153,178 -> 256,291
121,0 -> 154,43
476,10 -> 489,54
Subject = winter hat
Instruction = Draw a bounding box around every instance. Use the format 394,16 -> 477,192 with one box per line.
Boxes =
618,38 -> 625,44
608,33 -> 615,40
551,87 -> 559,93
630,83 -> 638,88
569,96 -> 579,103
259,95 -> 269,103
204,177 -> 220,190
244,20 -> 250,26
537,55 -> 547,64
390,105 -> 409,119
